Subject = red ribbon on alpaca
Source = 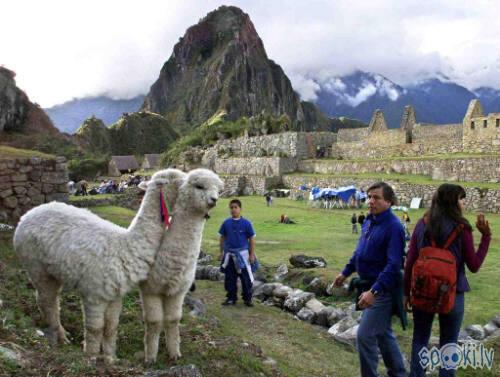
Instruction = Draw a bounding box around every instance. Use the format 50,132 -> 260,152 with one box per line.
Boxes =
160,190 -> 170,227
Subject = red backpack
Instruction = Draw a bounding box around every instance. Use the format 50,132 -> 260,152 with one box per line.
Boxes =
410,221 -> 464,314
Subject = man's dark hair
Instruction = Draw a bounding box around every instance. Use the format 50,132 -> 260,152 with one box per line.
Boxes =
367,182 -> 397,206
229,199 -> 242,208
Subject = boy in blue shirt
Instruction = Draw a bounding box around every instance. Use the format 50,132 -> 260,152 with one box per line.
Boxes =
218,199 -> 256,307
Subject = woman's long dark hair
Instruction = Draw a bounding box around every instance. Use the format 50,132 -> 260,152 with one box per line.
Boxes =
425,184 -> 471,246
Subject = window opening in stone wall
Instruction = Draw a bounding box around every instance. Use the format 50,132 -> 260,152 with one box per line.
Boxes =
471,121 -> 475,129
483,119 -> 487,128
496,119 -> 499,128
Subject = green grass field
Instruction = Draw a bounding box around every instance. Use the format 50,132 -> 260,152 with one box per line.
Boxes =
1,197 -> 498,376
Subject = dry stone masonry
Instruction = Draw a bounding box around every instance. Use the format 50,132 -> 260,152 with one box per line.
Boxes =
0,156 -> 69,223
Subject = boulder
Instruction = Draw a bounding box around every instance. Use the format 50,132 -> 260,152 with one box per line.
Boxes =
184,296 -> 206,317
333,324 -> 359,348
305,277 -> 327,296
483,321 -> 498,337
314,306 -> 336,327
272,285 -> 294,299
465,324 -> 485,340
296,307 -> 316,323
328,316 -> 358,337
262,283 -> 282,296
289,254 -> 327,268
283,290 -> 314,313
274,263 -> 288,281
327,308 -> 347,326
252,281 -> 267,301
262,297 -> 283,308
305,298 -> 326,316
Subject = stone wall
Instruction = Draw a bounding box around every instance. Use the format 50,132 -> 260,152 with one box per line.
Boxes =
214,157 -> 297,176
298,156 -> 500,183
333,123 -> 464,159
282,175 -> 500,213
208,131 -> 337,159
336,127 -> 370,143
0,156 -> 69,223
220,174 -> 281,196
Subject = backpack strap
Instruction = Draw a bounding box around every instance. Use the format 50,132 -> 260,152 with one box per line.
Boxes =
423,216 -> 464,249
443,224 -> 464,249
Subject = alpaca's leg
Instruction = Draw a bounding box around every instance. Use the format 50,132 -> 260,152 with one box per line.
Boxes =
102,298 -> 122,364
141,293 -> 164,364
163,293 -> 184,360
82,300 -> 106,357
33,273 -> 69,345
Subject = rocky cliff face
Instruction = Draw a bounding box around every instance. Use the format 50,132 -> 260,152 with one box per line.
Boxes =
75,111 -> 178,156
0,67 -> 60,136
142,6 -> 334,133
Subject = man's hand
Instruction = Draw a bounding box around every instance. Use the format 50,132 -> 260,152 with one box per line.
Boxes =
333,273 -> 347,287
218,253 -> 223,261
403,295 -> 412,312
358,290 -> 376,309
249,253 -> 256,264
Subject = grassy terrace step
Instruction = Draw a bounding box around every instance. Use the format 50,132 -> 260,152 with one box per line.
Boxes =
0,146 -> 55,159
286,172 -> 500,189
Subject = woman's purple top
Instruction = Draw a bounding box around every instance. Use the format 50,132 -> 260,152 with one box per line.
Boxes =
404,218 -> 491,296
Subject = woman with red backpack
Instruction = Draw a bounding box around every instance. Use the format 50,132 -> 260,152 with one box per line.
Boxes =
403,184 -> 491,377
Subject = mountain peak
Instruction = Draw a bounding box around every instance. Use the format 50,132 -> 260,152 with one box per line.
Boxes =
142,6 -> 338,133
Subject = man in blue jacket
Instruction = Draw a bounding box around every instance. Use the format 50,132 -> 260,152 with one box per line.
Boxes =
334,182 -> 406,377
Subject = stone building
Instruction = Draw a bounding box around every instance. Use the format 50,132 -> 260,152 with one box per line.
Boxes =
108,155 -> 140,176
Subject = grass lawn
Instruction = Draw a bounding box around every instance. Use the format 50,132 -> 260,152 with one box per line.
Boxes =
1,197 -> 498,376
0,146 -> 55,159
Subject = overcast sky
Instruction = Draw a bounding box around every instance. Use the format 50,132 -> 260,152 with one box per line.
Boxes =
2,0 -> 500,107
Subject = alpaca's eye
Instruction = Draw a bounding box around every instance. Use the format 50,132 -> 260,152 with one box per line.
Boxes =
195,184 -> 204,190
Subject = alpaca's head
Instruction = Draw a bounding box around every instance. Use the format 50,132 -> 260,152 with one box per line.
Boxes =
139,169 -> 187,210
177,169 -> 224,218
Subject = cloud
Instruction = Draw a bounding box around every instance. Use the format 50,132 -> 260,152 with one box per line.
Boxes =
1,0 -> 500,106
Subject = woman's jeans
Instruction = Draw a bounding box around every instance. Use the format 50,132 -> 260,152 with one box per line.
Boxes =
409,293 -> 465,377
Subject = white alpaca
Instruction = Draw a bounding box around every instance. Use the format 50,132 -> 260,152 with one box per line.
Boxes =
139,168 -> 224,363
13,168 -> 186,362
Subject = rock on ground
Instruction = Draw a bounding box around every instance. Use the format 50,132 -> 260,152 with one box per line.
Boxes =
289,254 -> 327,268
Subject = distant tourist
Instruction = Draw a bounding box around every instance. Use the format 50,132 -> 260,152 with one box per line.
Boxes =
404,184 -> 491,377
351,213 -> 358,234
279,214 -> 295,224
357,212 -> 366,226
75,180 -> 88,196
219,199 -> 257,307
335,182 -> 407,377
265,193 -> 273,206
401,212 -> 411,240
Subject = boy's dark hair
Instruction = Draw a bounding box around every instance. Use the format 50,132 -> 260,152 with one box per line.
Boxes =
367,182 -> 397,206
229,199 -> 242,208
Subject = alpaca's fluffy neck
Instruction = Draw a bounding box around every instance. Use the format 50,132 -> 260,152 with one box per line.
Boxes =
128,187 -> 164,237
148,207 -> 206,289
125,187 -> 166,267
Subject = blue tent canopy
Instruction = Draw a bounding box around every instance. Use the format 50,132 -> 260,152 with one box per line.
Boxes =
311,185 -> 357,202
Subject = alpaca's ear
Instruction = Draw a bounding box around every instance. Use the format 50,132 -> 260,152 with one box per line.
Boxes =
138,181 -> 149,191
